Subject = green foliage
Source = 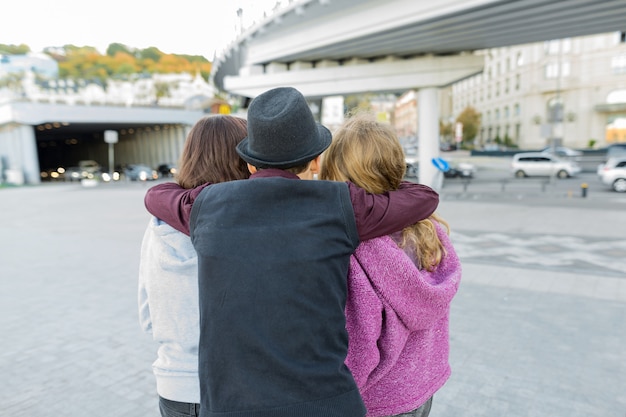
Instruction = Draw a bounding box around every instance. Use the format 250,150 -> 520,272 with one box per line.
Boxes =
106,43 -> 133,57
138,47 -> 163,62
344,94 -> 374,114
439,120 -> 453,139
0,44 -> 31,54
456,106 -> 481,143
587,139 -> 597,148
154,81 -> 171,103
503,134 -> 516,147
176,54 -> 210,64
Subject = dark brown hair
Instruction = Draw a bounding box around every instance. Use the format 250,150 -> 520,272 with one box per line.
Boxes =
176,115 -> 250,189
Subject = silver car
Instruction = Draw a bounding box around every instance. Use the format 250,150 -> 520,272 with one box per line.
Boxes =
597,157 -> 626,192
511,152 -> 581,179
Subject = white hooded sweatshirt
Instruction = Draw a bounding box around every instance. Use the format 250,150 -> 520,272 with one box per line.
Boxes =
138,216 -> 200,403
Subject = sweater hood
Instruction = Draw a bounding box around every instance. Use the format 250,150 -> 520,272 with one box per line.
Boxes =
351,222 -> 461,331
147,216 -> 197,261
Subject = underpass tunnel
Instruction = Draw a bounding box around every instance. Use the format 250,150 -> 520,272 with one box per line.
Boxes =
35,122 -> 189,181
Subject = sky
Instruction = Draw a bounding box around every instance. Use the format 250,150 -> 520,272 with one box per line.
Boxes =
1,0 -> 281,58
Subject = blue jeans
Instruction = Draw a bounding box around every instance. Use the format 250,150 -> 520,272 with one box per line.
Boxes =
159,396 -> 200,417
390,396 -> 433,417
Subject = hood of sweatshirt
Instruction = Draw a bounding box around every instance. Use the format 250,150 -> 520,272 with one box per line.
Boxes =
148,216 -> 197,260
351,222 -> 461,332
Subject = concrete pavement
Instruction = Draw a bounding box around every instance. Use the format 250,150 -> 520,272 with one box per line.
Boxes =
0,180 -> 624,417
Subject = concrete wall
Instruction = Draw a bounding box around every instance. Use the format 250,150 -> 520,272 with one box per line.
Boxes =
0,124 -> 40,185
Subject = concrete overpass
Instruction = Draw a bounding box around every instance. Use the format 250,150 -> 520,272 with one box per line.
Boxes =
0,101 -> 202,184
212,0 -> 626,187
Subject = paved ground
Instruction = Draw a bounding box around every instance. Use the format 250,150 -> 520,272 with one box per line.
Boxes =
0,180 -> 624,417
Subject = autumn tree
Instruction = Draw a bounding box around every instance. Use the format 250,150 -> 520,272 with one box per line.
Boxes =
5,42 -> 213,84
456,106 -> 481,145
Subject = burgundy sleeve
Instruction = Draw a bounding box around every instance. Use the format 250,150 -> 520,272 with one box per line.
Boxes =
348,181 -> 439,241
143,182 -> 210,236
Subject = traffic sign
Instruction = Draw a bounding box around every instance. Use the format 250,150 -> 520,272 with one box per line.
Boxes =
432,157 -> 450,172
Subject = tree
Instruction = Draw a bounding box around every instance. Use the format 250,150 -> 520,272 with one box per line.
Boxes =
154,81 -> 171,104
439,120 -> 454,142
106,43 -> 133,57
138,47 -> 163,62
344,94 -> 373,114
0,44 -> 30,54
456,106 -> 481,144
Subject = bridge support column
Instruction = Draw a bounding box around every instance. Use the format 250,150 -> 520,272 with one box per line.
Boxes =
417,87 -> 442,190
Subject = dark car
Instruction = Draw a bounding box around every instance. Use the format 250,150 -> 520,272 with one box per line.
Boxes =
443,162 -> 476,178
124,164 -> 158,181
157,163 -> 177,178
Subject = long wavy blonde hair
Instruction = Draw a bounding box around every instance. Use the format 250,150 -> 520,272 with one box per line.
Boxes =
320,112 -> 449,271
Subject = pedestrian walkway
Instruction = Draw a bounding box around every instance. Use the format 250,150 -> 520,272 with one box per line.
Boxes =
0,181 -> 624,417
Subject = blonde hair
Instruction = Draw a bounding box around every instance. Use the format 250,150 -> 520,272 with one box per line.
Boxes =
320,112 -> 449,271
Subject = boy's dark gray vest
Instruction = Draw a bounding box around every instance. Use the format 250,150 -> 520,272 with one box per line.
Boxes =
190,176 -> 366,417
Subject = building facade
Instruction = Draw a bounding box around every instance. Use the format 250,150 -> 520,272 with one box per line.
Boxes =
450,31 -> 626,150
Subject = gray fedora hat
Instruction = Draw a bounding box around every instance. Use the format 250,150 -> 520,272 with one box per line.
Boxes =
236,87 -> 332,169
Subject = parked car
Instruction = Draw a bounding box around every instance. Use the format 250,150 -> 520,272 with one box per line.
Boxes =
444,162 -> 476,178
606,143 -> 626,160
124,164 -> 158,181
511,152 -> 581,179
405,161 -> 419,178
63,160 -> 102,181
405,153 -> 419,178
157,163 -> 177,178
540,146 -> 583,158
597,157 -> 626,192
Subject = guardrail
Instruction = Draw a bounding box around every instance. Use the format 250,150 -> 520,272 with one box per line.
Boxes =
442,177 -> 590,198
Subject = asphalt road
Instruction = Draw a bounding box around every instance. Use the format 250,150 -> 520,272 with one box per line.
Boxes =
0,178 -> 624,417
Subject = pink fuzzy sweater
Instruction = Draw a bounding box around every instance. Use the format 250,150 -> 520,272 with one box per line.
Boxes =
345,222 -> 462,417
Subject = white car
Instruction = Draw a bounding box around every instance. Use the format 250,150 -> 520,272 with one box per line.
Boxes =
597,157 -> 626,192
540,146 -> 583,158
511,152 -> 581,179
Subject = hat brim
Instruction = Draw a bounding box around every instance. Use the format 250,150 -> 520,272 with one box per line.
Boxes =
237,124 -> 332,169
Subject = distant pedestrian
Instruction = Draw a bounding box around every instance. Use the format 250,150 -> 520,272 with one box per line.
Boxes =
138,115 -> 249,417
320,112 -> 462,417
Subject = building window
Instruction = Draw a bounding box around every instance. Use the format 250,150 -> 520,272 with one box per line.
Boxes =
545,63 -> 558,78
545,40 -> 560,55
505,78 -> 509,94
547,98 -> 564,123
496,82 -> 500,97
516,52 -> 524,66
545,62 -> 570,79
495,109 -> 500,120
515,74 -> 521,90
514,103 -> 520,117
607,89 -> 626,103
504,106 -> 510,119
612,54 -> 626,74
545,38 -> 571,55
562,61 -> 570,77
